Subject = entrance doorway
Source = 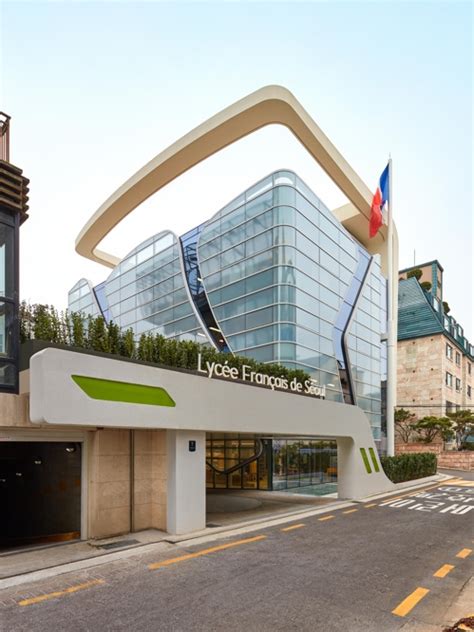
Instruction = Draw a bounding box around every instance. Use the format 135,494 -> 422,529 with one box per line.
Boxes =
206,435 -> 337,492
0,442 -> 81,549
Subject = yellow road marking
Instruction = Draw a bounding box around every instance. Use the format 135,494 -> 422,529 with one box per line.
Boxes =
392,587 -> 430,617
456,548 -> 472,559
281,523 -> 305,532
343,509 -> 358,514
364,503 -> 377,508
318,515 -> 335,521
148,535 -> 267,570
18,579 -> 104,607
433,564 -> 454,578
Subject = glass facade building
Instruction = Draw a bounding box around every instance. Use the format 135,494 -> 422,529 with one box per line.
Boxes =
69,170 -> 388,491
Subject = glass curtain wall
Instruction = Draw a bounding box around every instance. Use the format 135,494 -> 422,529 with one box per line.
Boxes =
198,170 -> 387,439
0,210 -> 18,391
104,231 -> 207,342
206,435 -> 336,491
272,439 -> 337,491
206,435 -> 270,490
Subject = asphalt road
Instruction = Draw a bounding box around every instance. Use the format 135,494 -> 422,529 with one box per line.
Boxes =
1,475 -> 473,632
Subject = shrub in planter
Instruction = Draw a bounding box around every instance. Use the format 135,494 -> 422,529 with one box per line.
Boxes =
407,268 -> 423,281
380,453 -> 437,483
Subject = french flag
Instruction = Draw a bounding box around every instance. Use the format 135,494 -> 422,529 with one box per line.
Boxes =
370,163 -> 390,238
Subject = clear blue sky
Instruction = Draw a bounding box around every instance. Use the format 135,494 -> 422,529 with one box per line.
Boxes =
2,1 -> 472,337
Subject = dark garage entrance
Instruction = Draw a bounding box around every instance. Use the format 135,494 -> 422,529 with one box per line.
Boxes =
0,442 -> 81,550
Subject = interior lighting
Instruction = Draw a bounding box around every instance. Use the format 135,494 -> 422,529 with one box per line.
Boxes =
65,445 -> 76,453
34,459 -> 42,465
197,332 -> 206,337
209,327 -> 221,332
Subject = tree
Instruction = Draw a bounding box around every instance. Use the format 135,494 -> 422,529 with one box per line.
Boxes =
71,312 -> 85,348
420,281 -> 432,292
412,416 -> 453,444
443,301 -> 451,315
394,408 -> 417,443
446,409 -> 474,450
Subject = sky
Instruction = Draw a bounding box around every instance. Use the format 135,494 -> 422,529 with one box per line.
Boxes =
1,1 -> 472,338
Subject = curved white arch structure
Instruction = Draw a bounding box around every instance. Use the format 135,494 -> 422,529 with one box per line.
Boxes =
76,84 -> 387,269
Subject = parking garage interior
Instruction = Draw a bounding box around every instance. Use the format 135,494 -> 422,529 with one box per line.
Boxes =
0,441 -> 81,550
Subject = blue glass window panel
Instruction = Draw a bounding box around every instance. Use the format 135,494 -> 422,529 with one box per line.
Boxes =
278,343 -> 296,362
221,261 -> 245,286
245,189 -> 273,219
295,308 -> 319,332
275,205 -> 296,226
319,302 -> 336,324
245,306 -> 275,330
279,323 -> 296,342
226,332 -> 246,349
245,325 -> 277,348
278,304 -> 296,322
273,185 -> 295,206
279,285 -> 297,305
319,266 -> 338,291
245,287 -> 277,312
220,314 -> 245,335
221,243 -> 245,267
243,344 -> 276,363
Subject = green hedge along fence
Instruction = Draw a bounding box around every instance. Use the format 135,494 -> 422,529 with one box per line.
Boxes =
19,302 -> 311,385
380,453 -> 437,483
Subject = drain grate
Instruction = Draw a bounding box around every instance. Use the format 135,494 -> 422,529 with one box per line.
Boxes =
97,539 -> 140,550
206,523 -> 221,528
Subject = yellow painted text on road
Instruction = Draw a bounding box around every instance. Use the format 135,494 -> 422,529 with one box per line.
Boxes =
392,587 -> 430,617
18,579 -> 104,607
148,535 -> 267,570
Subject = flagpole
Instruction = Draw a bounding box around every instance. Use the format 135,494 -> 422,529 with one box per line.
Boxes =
386,157 -> 395,456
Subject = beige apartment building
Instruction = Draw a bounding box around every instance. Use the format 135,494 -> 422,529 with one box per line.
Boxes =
397,261 -> 473,418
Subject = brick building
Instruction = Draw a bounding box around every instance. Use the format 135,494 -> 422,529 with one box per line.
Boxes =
397,261 -> 473,419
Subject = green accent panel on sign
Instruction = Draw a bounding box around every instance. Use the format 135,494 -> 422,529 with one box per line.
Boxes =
71,375 -> 176,407
360,448 -> 372,474
368,447 -> 380,472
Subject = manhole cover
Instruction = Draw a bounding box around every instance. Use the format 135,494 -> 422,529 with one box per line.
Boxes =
97,539 -> 140,550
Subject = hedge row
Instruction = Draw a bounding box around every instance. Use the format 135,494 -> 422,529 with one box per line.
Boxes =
380,453 -> 437,483
19,303 -> 311,385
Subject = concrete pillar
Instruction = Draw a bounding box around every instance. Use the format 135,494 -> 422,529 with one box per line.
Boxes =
166,429 -> 206,535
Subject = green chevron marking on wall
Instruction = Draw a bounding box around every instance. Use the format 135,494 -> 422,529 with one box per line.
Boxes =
368,447 -> 381,472
72,375 -> 176,407
360,447 -> 372,474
